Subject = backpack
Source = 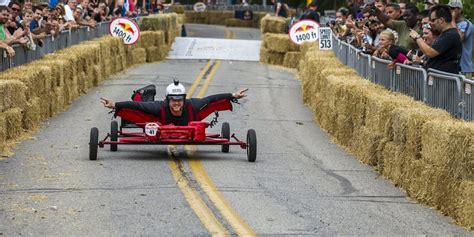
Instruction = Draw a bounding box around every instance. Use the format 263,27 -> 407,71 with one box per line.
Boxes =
131,85 -> 156,102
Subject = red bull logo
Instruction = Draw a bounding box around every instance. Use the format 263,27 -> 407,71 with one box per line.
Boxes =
118,22 -> 136,35
109,18 -> 140,45
289,20 -> 320,45
294,24 -> 315,33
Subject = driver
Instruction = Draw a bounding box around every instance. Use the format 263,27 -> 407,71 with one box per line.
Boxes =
100,80 -> 248,126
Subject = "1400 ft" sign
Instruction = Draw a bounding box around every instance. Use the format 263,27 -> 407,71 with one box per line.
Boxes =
289,20 -> 320,45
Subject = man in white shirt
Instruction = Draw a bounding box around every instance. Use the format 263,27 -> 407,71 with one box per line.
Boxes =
63,0 -> 77,22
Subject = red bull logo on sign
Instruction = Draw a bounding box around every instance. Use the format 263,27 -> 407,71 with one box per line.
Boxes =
109,18 -> 141,45
289,20 -> 320,45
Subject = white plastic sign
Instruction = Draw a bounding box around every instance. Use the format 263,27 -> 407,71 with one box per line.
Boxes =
109,17 -> 140,45
318,27 -> 332,50
193,2 -> 206,12
289,20 -> 320,45
145,123 -> 159,137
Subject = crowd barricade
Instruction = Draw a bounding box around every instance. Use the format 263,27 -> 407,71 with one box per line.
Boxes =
0,21 -> 112,71
426,69 -> 463,118
356,52 -> 371,79
338,41 -> 349,65
391,63 -> 427,102
463,77 -> 474,121
347,44 -> 359,69
370,56 -> 392,90
330,35 -> 472,120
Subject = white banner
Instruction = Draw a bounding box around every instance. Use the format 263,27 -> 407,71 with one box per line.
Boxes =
168,37 -> 261,61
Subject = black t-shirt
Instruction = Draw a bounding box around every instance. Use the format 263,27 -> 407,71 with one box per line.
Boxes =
300,9 -> 320,23
425,28 -> 462,74
388,45 -> 409,61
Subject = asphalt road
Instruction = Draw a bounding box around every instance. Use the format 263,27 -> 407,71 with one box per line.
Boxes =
0,24 -> 471,236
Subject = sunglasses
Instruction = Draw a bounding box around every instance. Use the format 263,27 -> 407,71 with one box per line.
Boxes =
11,7 -> 20,11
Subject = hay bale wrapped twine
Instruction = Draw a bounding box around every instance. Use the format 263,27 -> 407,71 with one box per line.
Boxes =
283,52 -> 300,69
260,47 -> 285,65
297,43 -> 474,229
263,33 -> 290,53
260,14 -> 287,34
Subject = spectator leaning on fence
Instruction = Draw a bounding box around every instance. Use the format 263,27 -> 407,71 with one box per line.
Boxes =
63,0 -> 77,22
448,0 -> 473,79
369,2 -> 420,51
409,4 -> 462,74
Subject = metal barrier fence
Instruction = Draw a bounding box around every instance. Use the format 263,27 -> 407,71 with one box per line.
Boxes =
331,36 -> 472,121
463,77 -> 474,121
426,69 -> 463,117
0,21 -> 111,71
391,64 -> 427,102
369,56 -> 392,90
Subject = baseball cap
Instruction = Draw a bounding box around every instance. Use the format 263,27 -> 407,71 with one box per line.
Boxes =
308,1 -> 317,7
424,0 -> 434,4
447,0 -> 463,9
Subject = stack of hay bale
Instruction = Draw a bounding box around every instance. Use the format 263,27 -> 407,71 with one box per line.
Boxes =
298,45 -> 474,230
259,15 -> 300,68
182,10 -> 267,28
0,13 -> 180,156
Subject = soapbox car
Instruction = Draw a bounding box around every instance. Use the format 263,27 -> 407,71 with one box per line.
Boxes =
88,110 -> 257,162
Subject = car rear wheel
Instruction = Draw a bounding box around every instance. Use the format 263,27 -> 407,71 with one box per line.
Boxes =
221,122 -> 230,153
247,129 -> 257,162
89,127 -> 99,160
110,120 -> 118,151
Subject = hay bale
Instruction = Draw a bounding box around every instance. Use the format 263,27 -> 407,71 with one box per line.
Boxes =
263,33 -> 290,53
421,119 -> 473,181
260,14 -> 287,34
177,14 -> 186,24
92,65 -> 103,86
4,108 -> 23,140
260,47 -> 285,65
22,96 -> 41,131
132,48 -> 147,64
455,181 -> 474,228
283,52 -> 300,68
0,114 -> 5,154
0,80 -> 27,112
171,4 -> 184,14
146,46 -> 160,62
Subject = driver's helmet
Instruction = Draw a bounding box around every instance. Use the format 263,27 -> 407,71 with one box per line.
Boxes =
166,79 -> 186,100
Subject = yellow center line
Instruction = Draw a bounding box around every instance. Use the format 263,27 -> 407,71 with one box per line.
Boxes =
168,60 -> 229,236
187,60 -> 214,98
188,60 -> 257,236
169,161 -> 229,236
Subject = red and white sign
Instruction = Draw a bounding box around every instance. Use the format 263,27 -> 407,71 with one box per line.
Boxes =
109,17 -> 141,45
193,2 -> 206,12
289,20 -> 320,45
145,123 -> 159,137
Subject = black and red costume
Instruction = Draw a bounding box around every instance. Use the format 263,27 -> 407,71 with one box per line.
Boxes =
115,93 -> 235,126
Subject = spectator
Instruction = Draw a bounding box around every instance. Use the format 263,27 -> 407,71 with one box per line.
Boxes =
0,6 -> 17,56
449,0 -> 473,78
406,23 -> 439,66
374,30 -> 409,68
370,2 -> 420,50
374,0 -> 385,13
63,0 -> 77,22
424,0 -> 435,10
300,1 -> 319,23
271,0 -> 288,18
399,2 -> 406,15
30,5 -> 43,31
385,3 -> 401,20
410,4 -> 461,74
73,7 -> 95,28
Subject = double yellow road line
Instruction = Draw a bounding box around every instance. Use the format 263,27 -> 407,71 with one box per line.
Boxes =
168,56 -> 256,236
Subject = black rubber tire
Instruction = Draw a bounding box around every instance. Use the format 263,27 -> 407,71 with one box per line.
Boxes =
221,122 -> 230,153
110,120 -> 118,151
247,129 -> 257,162
89,127 -> 99,161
